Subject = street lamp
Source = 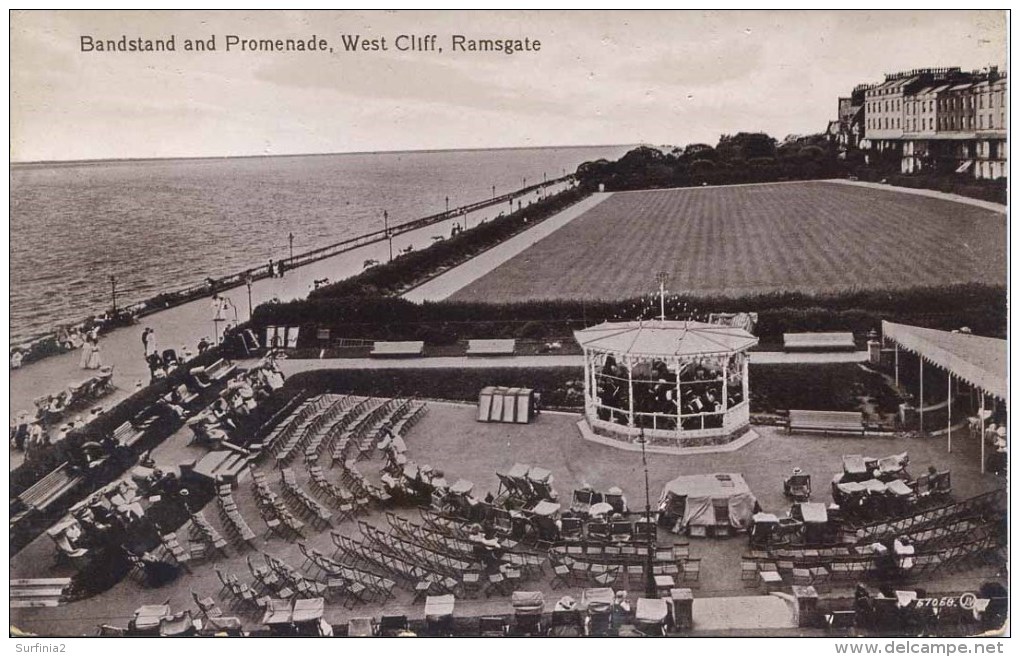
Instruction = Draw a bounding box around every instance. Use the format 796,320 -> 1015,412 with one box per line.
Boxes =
492,184 -> 496,199
109,274 -> 118,315
288,232 -> 294,261
446,195 -> 450,213
383,210 -> 393,262
655,271 -> 669,321
636,429 -> 657,600
244,273 -> 253,321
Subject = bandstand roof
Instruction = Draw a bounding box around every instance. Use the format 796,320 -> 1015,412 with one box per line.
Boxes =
883,321 -> 1006,401
574,320 -> 758,358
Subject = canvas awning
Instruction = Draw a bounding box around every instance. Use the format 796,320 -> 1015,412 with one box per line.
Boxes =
883,321 -> 1006,400
658,473 -> 757,530
574,320 -> 758,358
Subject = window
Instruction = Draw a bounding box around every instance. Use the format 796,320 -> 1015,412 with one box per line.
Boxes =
930,100 -> 934,112
979,115 -> 984,129
979,95 -> 983,109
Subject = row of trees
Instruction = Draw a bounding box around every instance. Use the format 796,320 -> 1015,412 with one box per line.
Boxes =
577,132 -> 847,191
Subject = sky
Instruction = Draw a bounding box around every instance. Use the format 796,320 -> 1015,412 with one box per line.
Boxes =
10,10 -> 1008,162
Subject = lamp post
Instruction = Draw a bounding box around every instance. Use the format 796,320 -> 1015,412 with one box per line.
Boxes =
109,274 -> 118,315
655,271 -> 669,321
288,232 -> 294,261
492,184 -> 496,200
446,195 -> 450,213
383,210 -> 393,262
244,273 -> 253,321
637,429 -> 657,599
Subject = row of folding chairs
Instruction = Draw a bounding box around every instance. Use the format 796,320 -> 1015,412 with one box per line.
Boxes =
307,464 -> 364,521
332,531 -> 454,594
388,402 -> 428,439
297,395 -> 360,461
312,396 -> 371,460
418,508 -> 522,550
214,565 -> 268,611
337,459 -> 391,506
264,394 -> 327,454
250,473 -> 306,539
275,395 -> 349,463
188,510 -> 229,558
321,398 -> 376,463
279,467 -> 333,529
297,541 -> 396,604
330,399 -> 390,465
550,542 -> 688,564
354,399 -> 407,459
217,486 -> 257,547
359,521 -> 483,578
851,488 -> 1006,544
386,513 -> 477,556
262,552 -> 328,599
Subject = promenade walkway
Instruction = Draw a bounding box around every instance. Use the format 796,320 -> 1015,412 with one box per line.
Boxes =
826,179 -> 1007,214
8,209 -> 476,471
402,192 -> 612,302
275,350 -> 868,376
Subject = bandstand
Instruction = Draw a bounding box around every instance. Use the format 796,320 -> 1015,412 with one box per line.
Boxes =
574,320 -> 758,449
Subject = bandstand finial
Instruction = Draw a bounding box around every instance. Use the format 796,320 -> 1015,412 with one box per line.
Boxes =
655,271 -> 669,322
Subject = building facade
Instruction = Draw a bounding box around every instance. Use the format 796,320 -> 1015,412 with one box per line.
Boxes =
836,67 -> 1006,180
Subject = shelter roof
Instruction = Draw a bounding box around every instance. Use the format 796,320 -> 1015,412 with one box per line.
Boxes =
883,321 -> 1006,400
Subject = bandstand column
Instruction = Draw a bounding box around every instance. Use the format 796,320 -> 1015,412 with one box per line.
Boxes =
741,352 -> 749,402
947,371 -> 953,453
675,360 -> 683,438
979,392 -> 986,474
919,357 -> 925,433
721,355 -> 729,412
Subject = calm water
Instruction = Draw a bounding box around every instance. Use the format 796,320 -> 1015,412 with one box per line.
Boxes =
10,146 -> 631,344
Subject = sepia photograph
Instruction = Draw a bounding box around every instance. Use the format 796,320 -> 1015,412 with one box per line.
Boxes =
8,9 -> 1009,642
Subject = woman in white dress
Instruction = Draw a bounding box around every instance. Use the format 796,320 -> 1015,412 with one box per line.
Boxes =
81,337 -> 102,370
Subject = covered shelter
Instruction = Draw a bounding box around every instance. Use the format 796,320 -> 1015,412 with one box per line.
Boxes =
657,473 -> 758,535
574,319 -> 758,448
883,321 -> 1007,472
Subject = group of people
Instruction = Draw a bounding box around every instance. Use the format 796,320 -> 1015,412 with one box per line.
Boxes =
596,355 -> 744,428
188,359 -> 284,446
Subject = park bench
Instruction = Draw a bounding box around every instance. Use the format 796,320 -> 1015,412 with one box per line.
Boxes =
787,410 -> 865,436
9,578 -> 73,609
783,332 -> 856,352
466,339 -> 516,357
370,341 -> 425,358
113,421 -> 145,448
16,463 -> 84,516
204,358 -> 237,381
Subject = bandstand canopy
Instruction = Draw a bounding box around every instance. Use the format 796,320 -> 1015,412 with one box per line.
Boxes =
574,320 -> 758,358
882,321 -> 1006,401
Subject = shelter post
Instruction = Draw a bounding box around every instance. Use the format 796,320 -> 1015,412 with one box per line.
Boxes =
947,371 -> 952,453
742,352 -> 749,403
980,393 -> 986,474
894,343 -> 900,388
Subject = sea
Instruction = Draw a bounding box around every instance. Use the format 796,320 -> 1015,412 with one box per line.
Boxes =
10,145 -> 632,345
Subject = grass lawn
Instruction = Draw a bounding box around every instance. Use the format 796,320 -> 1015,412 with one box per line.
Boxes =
449,182 -> 1006,302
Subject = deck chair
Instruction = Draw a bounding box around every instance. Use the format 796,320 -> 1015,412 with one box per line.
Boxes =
588,521 -> 610,542
191,590 -> 222,618
570,489 -> 599,515
378,614 -> 409,637
561,516 -> 584,541
478,616 -> 509,637
548,609 -> 584,636
784,473 -> 812,501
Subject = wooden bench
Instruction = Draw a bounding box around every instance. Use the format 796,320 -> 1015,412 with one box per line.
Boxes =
466,339 -> 516,357
113,421 -> 145,448
204,358 -> 237,381
787,410 -> 865,436
370,341 -> 425,358
783,332 -> 856,352
18,463 -> 84,513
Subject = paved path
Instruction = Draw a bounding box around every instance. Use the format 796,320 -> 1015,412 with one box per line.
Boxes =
402,192 -> 613,302
825,179 -> 1007,214
8,211 -> 478,471
276,350 -> 868,375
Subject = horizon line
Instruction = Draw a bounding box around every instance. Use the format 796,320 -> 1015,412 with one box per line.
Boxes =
10,142 -> 642,167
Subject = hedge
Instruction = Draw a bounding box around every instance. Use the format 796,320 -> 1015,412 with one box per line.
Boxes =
281,362 -> 900,417
252,283 -> 1006,348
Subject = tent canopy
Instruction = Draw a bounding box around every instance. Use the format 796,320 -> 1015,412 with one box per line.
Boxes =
883,321 -> 1006,401
574,320 -> 758,358
658,473 -> 757,529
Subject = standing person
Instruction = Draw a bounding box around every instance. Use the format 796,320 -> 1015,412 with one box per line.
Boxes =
268,259 -> 275,278
141,328 -> 156,357
277,260 -> 286,278
81,336 -> 102,370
